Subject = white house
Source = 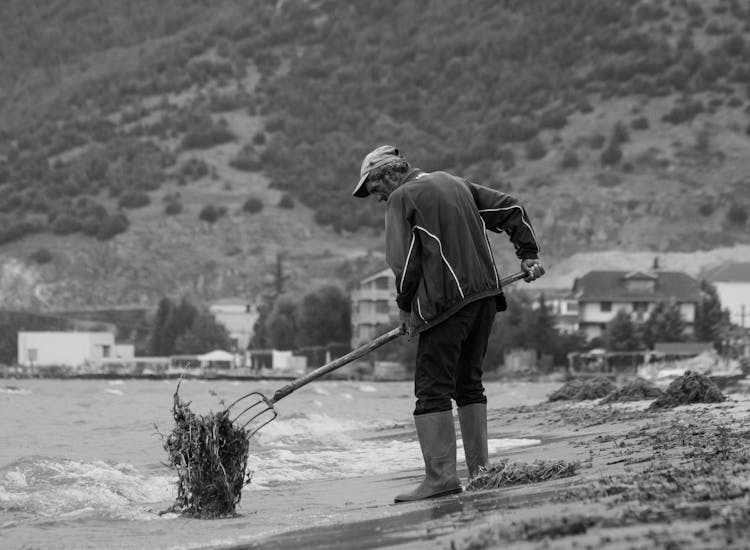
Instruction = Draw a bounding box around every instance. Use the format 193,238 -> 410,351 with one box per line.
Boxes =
209,298 -> 259,351
350,268 -> 399,348
17,331 -> 133,368
572,270 -> 701,340
705,262 -> 750,329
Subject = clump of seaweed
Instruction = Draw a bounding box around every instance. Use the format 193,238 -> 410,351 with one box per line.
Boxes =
648,370 -> 726,411
548,377 -> 616,402
466,459 -> 580,491
161,382 -> 252,518
600,378 -> 664,404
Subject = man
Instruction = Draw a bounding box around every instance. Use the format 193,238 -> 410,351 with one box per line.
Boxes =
353,145 -> 544,503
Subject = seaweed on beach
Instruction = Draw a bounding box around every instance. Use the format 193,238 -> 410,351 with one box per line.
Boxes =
466,459 -> 580,491
161,382 -> 252,518
600,378 -> 664,404
648,370 -> 726,411
548,377 -> 616,401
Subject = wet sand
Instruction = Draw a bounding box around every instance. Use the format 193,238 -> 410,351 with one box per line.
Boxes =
211,390 -> 750,550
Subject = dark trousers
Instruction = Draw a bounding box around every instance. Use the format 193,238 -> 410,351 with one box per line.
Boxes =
413,297 -> 496,415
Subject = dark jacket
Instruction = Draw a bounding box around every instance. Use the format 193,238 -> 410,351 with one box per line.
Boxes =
385,169 -> 540,333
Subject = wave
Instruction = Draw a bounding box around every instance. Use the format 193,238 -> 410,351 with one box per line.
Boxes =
0,457 -> 173,521
0,386 -> 31,396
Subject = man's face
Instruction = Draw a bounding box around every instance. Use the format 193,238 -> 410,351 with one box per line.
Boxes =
365,175 -> 398,203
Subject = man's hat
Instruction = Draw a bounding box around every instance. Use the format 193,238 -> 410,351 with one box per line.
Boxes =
352,145 -> 402,198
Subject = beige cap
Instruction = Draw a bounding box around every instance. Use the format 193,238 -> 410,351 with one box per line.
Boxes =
352,145 -> 402,198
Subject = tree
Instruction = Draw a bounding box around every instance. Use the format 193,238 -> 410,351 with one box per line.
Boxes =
641,301 -> 686,347
694,280 -> 729,346
173,310 -> 232,354
296,285 -> 351,347
148,297 -> 174,355
265,296 -> 298,350
603,309 -> 641,351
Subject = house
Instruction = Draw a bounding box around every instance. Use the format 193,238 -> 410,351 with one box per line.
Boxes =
17,331 -> 134,368
209,298 -> 259,351
572,270 -> 701,340
350,268 -> 399,348
527,287 -> 580,334
705,262 -> 750,328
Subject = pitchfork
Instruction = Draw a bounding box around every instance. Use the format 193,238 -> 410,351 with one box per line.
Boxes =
226,271 -> 529,439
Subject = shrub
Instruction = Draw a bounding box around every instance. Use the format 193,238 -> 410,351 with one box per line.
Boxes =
118,190 -> 150,209
600,144 -> 623,166
727,203 -> 748,226
589,134 -> 606,149
560,150 -> 580,169
611,121 -> 630,144
199,204 -> 227,223
631,116 -> 650,130
180,158 -> 209,180
242,196 -> 264,214
277,194 -> 295,209
229,145 -> 262,171
498,148 -> 515,170
698,202 -> 715,216
524,138 -> 547,160
723,34 -> 746,56
181,124 -> 236,149
52,214 -> 82,235
252,131 -> 266,145
97,212 -> 129,240
165,201 -> 183,215
29,248 -> 53,264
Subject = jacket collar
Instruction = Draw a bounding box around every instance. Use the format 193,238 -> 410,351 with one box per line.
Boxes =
403,168 -> 425,183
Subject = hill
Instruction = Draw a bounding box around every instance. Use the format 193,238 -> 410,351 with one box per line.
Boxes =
1,0 -> 750,310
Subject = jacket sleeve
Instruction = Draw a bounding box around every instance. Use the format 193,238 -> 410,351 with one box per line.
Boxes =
385,191 -> 422,312
467,181 -> 540,260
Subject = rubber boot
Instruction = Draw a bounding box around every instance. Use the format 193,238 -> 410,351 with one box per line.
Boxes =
393,410 -> 462,503
458,403 -> 489,479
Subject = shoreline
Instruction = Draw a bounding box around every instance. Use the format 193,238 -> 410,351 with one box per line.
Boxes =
215,390 -> 750,550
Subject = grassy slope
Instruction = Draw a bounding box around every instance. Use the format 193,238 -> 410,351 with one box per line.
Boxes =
1,0 -> 750,309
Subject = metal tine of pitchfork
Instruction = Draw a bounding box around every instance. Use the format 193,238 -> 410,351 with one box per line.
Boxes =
228,270 -> 529,440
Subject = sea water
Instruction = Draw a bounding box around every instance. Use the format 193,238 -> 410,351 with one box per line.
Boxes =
0,378 -> 555,549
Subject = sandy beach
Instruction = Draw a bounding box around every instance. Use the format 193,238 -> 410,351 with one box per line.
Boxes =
225,386 -> 750,550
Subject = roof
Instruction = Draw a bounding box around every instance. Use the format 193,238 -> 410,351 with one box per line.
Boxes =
573,270 -> 701,302
705,262 -> 750,283
360,268 -> 394,285
211,297 -> 252,306
197,350 -> 234,361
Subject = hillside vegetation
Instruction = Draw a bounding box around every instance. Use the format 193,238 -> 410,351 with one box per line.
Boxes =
1,0 -> 750,308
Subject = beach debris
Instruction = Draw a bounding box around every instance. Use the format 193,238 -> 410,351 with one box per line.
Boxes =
600,378 -> 663,404
648,370 -> 726,411
466,459 -> 579,491
548,377 -> 616,401
161,382 -> 252,518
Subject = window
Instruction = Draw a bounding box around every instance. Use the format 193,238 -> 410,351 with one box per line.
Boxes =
102,345 -> 111,358
566,301 -> 579,313
374,277 -> 389,290
28,349 -> 37,361
600,302 -> 612,312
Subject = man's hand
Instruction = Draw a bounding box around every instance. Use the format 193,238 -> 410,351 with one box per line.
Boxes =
399,309 -> 416,337
521,259 -> 546,282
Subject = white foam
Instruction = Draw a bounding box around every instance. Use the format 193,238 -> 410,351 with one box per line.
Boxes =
0,458 -> 173,520
104,388 -> 124,396
0,386 -> 31,395
358,384 -> 377,393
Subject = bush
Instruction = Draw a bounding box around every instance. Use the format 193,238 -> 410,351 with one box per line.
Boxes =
229,145 -> 263,171
180,158 -> 209,180
52,214 -> 82,235
252,131 -> 266,145
560,150 -> 580,169
199,204 -> 227,223
118,190 -> 150,209
589,134 -> 606,149
727,203 -> 749,226
242,196 -> 264,214
698,202 -> 715,216
165,201 -> 183,215
97,212 -> 129,240
524,138 -> 547,160
29,248 -> 53,264
181,124 -> 236,149
277,194 -> 295,209
600,144 -> 623,166
631,116 -> 650,130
